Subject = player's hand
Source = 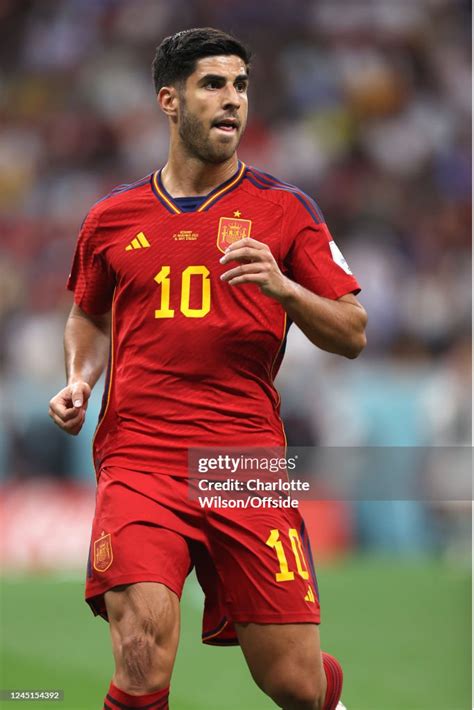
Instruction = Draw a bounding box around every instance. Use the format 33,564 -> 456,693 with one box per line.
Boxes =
219,237 -> 292,301
48,381 -> 91,436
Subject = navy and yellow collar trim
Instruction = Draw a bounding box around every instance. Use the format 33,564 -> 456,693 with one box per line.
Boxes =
151,161 -> 246,214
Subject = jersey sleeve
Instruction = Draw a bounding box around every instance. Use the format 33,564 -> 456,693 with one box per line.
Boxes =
67,209 -> 115,315
281,196 -> 360,299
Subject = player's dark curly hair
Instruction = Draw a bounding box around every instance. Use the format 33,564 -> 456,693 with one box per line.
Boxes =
152,27 -> 251,93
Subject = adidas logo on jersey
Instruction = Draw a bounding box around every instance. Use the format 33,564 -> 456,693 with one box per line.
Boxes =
125,232 -> 151,251
304,585 -> 315,603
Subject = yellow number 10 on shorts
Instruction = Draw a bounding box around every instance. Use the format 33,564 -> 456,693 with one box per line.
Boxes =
266,528 -> 310,582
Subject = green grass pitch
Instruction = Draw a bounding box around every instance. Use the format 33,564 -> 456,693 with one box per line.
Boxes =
1,555 -> 471,709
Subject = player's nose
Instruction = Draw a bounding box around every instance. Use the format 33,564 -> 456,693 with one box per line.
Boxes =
221,83 -> 241,110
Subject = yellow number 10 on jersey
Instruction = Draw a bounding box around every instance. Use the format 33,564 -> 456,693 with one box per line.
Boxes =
154,265 -> 211,318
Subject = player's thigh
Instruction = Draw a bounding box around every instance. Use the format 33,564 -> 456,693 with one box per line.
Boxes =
235,622 -> 325,700
105,581 -> 181,681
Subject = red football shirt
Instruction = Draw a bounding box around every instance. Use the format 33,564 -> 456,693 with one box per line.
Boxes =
68,162 -> 360,476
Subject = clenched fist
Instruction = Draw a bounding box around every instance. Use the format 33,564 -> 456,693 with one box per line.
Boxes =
48,381 -> 91,436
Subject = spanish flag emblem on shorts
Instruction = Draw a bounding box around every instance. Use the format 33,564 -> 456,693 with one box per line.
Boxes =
93,532 -> 113,572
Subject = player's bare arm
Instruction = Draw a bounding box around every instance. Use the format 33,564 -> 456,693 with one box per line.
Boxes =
220,236 -> 367,359
48,304 -> 110,435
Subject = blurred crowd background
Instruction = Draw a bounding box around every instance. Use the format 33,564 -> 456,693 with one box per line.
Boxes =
0,0 -> 471,561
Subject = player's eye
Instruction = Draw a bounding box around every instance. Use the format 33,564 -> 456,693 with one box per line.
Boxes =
205,80 -> 221,90
235,81 -> 247,93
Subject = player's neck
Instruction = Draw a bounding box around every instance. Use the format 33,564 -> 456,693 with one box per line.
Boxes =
161,150 -> 239,198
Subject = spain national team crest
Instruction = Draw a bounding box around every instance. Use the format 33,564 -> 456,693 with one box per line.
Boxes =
217,215 -> 252,253
93,532 -> 113,572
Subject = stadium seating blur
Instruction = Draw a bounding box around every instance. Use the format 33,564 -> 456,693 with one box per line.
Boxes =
0,0 -> 470,562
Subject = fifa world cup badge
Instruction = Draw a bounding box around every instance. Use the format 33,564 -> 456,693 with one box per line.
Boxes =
93,532 -> 113,572
217,215 -> 252,253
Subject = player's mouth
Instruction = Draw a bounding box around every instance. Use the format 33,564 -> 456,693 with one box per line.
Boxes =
212,118 -> 239,134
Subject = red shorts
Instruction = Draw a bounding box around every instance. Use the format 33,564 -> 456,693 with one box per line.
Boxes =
86,465 -> 320,645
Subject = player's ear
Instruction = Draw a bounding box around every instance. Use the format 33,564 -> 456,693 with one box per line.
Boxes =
158,86 -> 179,121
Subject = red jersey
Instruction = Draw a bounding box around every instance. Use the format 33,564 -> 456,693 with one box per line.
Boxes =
68,162 -> 360,476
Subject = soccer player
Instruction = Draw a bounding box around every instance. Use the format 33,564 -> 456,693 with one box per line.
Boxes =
49,28 -> 367,710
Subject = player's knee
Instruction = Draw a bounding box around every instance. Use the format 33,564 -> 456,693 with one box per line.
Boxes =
112,623 -> 175,693
107,582 -> 179,691
264,670 -> 325,710
120,632 -> 156,687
